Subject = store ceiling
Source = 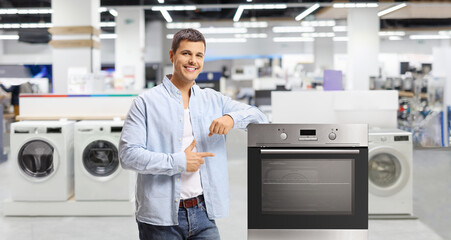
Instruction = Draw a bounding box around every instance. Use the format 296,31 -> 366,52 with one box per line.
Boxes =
0,0 -> 451,31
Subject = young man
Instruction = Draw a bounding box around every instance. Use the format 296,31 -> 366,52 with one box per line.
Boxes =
119,28 -> 267,239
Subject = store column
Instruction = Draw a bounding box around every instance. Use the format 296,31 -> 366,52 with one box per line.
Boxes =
346,8 -> 379,90
314,28 -> 334,72
50,0 -> 100,93
115,8 -> 145,90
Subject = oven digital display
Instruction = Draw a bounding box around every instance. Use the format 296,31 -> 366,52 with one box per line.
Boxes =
394,135 -> 409,141
300,129 -> 316,136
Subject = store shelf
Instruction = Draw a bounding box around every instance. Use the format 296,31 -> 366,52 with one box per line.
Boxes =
16,115 -> 126,121
3,197 -> 134,216
398,91 -> 427,99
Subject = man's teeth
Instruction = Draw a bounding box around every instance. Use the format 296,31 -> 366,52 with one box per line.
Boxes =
186,67 -> 195,71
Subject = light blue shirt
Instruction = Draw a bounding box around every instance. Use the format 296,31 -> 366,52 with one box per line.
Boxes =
119,75 -> 268,226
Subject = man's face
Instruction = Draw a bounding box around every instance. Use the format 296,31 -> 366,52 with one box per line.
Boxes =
169,40 -> 205,84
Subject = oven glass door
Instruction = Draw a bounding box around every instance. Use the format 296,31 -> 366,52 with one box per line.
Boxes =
248,147 -> 368,230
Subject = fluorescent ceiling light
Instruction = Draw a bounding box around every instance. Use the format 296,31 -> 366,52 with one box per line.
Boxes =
158,0 -> 164,3
233,4 -> 287,22
206,38 -> 247,43
160,9 -> 173,23
333,37 -> 348,42
234,33 -> 267,39
167,34 -> 174,39
333,26 -> 346,32
379,31 -> 405,36
378,3 -> 407,17
389,36 -> 403,41
0,23 -> 53,29
0,8 -> 53,14
273,37 -> 314,42
302,32 -> 335,38
333,3 -> 378,8
109,9 -> 118,17
0,35 -> 19,40
100,34 -> 117,39
166,22 -> 201,29
247,0 -> 252,2
233,21 -> 268,28
99,22 -> 116,27
152,6 -> 196,11
272,26 -> 314,33
295,3 -> 320,21
197,27 -> 247,34
409,35 -> 451,40
233,6 -> 244,22
301,20 -> 335,27
98,7 -> 108,12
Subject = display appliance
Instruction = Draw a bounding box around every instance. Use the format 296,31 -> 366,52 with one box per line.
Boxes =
248,124 -> 368,240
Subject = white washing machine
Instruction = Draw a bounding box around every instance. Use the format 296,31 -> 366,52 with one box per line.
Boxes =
368,129 -> 413,215
10,121 -> 75,201
74,120 -> 134,201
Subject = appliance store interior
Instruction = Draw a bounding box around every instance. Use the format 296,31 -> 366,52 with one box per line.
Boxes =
1,1 -> 451,240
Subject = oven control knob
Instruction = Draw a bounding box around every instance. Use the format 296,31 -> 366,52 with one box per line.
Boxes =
280,132 -> 287,140
329,132 -> 336,140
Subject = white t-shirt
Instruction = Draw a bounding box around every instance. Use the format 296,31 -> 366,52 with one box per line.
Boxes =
180,108 -> 203,199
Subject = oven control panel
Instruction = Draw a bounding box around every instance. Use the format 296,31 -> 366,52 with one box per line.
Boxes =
249,123 -> 368,147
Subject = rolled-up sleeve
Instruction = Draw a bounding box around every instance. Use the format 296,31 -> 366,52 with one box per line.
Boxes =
119,96 -> 186,176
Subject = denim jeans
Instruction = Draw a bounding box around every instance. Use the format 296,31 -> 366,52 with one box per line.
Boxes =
137,201 -> 220,240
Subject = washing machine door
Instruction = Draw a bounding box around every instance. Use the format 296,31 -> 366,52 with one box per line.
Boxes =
82,140 -> 119,177
18,140 -> 55,178
368,146 -> 409,196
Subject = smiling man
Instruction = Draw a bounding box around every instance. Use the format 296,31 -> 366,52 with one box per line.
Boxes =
119,28 -> 267,240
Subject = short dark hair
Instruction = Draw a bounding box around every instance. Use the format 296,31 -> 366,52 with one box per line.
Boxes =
171,28 -> 206,53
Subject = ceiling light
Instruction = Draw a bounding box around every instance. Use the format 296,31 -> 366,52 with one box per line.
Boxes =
233,21 -> 268,28
206,38 -> 247,43
0,23 -> 53,29
234,33 -> 267,39
273,37 -> 314,42
389,36 -> 403,41
301,20 -> 335,27
99,22 -> 116,27
109,9 -> 118,17
247,0 -> 252,2
158,0 -> 164,3
197,27 -> 247,34
333,3 -> 378,8
98,7 -> 108,12
379,31 -> 405,36
0,35 -> 19,40
272,26 -> 315,33
100,34 -> 117,39
295,3 -> 320,21
333,26 -> 346,32
233,4 -> 287,22
333,37 -> 348,42
302,32 -> 335,38
409,35 -> 451,40
167,34 -> 174,39
378,3 -> 407,17
166,22 -> 201,29
160,9 -> 173,23
0,8 -> 53,15
233,6 -> 244,22
151,6 -> 196,11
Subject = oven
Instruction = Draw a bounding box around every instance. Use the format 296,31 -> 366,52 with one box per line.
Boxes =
248,124 -> 368,240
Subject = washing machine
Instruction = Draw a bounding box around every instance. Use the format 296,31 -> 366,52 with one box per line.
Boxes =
74,120 -> 134,201
368,129 -> 413,215
10,120 -> 75,201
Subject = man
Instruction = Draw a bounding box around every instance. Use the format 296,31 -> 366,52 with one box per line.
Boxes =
119,28 -> 267,240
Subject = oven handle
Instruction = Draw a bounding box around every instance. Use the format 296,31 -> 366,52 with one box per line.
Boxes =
261,149 -> 360,155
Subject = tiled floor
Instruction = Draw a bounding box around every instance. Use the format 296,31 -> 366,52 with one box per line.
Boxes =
0,131 -> 448,240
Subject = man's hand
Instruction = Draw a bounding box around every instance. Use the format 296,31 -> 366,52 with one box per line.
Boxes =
208,115 -> 234,137
184,139 -> 215,172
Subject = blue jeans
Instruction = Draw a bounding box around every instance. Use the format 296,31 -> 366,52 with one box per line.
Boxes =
137,201 -> 220,240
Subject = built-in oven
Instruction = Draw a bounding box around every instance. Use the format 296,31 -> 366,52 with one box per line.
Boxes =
248,124 -> 368,240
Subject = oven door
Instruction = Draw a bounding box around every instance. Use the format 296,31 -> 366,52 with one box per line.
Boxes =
248,147 -> 368,229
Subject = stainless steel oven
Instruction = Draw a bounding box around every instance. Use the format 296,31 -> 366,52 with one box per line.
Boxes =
248,124 -> 368,240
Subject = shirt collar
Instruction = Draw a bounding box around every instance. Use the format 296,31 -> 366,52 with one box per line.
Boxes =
163,74 -> 198,97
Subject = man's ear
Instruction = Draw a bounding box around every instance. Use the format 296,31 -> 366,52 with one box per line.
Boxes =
169,49 -> 174,63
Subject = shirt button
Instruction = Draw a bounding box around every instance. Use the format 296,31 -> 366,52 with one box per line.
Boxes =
179,138 -> 181,142
175,198 -> 178,202
177,178 -> 180,182
180,118 -> 183,122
